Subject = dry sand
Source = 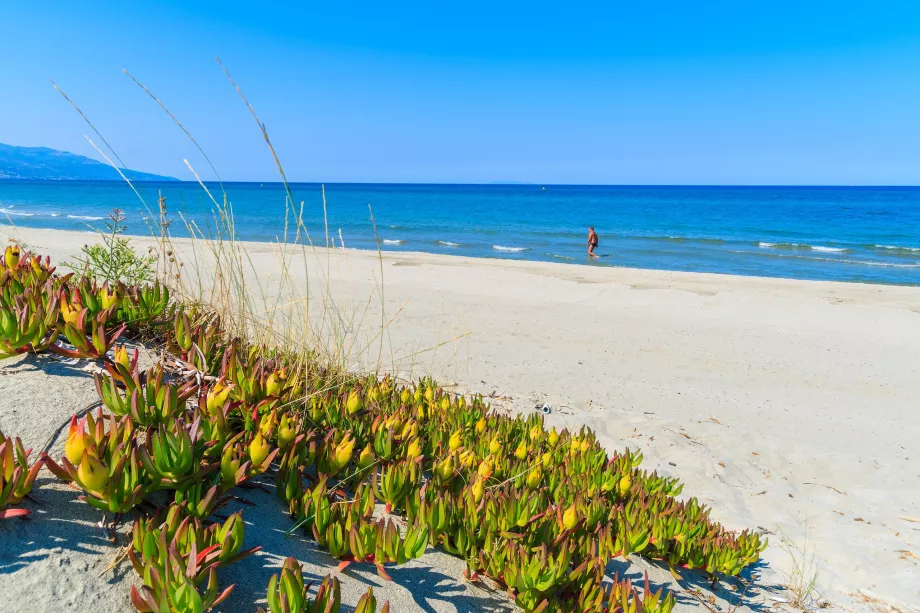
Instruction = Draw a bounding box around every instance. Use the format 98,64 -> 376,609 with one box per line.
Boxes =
1,225 -> 918,612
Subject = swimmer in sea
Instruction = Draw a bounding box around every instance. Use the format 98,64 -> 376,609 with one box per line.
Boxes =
587,226 -> 599,258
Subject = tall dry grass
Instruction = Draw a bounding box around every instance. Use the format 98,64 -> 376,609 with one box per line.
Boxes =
51,61 -> 462,393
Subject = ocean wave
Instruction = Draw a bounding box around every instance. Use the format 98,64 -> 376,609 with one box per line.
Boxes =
817,257 -> 919,268
0,208 -> 34,217
874,244 -> 920,254
382,239 -> 404,245
547,253 -> 575,260
645,235 -> 728,244
742,249 -> 920,268
437,241 -> 460,247
50,213 -> 60,217
493,245 -> 528,253
758,242 -> 809,250
67,215 -> 104,221
758,242 -> 850,253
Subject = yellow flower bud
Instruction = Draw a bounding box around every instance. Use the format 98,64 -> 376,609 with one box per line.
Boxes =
358,444 -> 374,470
618,474 -> 632,497
424,387 -> 434,402
346,391 -> 363,415
259,411 -> 277,439
64,416 -> 86,465
221,445 -> 241,484
4,245 -> 20,269
207,381 -> 232,414
459,449 -> 476,467
488,438 -> 501,456
562,504 -> 578,530
435,455 -> 454,480
541,452 -> 552,466
471,477 -> 484,503
529,425 -> 543,442
400,388 -> 411,404
334,436 -> 355,468
514,441 -> 527,460
266,371 -> 284,397
475,418 -> 486,435
249,432 -> 271,467
113,345 -> 130,371
448,431 -> 462,452
406,437 -> 422,459
548,428 -> 559,446
278,414 -> 297,450
439,396 -> 450,411
77,452 -> 108,494
99,285 -> 118,310
477,460 -> 493,479
580,439 -> 590,453
60,295 -> 80,326
526,467 -> 542,489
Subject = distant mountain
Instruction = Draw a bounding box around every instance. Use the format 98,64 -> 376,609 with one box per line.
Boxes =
0,143 -> 177,181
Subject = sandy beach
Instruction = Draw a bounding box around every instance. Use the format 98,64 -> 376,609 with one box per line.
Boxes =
1,225 -> 919,612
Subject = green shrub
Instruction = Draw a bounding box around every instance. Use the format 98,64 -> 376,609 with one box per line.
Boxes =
64,209 -> 156,285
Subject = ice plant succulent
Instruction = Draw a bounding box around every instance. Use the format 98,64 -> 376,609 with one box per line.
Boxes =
129,505 -> 258,613
260,562 -> 391,613
0,429 -> 44,519
44,410 -> 150,513
0,246 -> 766,613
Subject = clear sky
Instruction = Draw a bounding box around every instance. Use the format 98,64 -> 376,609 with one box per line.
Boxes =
2,1 -> 920,184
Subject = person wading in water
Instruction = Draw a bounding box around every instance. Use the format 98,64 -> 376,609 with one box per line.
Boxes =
587,226 -> 599,258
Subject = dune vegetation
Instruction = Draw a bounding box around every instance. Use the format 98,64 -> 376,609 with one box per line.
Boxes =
0,238 -> 767,612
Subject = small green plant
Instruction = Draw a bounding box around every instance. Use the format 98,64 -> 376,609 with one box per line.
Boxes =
65,209 -> 156,285
780,532 -> 821,610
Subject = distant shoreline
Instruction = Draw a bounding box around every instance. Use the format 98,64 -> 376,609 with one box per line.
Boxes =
2,223 -> 918,289
2,182 -> 918,285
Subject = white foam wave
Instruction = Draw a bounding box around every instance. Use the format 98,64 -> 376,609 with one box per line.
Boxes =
736,250 -> 920,268
438,241 -> 460,247
67,215 -> 104,221
876,244 -> 920,253
382,239 -> 403,246
0,208 -> 34,217
817,257 -> 919,268
758,242 -> 808,249
493,245 -> 528,253
50,213 -> 60,217
811,245 -> 847,253
547,253 -> 575,260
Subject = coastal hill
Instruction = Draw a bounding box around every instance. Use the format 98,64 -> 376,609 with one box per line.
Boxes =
0,142 -> 177,181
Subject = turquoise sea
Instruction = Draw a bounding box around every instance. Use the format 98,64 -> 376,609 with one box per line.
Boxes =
1,181 -> 919,285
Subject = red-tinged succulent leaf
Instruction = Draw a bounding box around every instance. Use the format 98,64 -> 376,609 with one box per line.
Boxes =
211,583 -> 235,608
195,543 -> 221,566
47,343 -> 85,359
0,508 -> 31,519
375,562 -> 393,581
40,453 -> 75,481
130,585 -> 154,613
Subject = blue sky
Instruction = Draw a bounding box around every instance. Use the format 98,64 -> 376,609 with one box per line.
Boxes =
2,1 -> 920,184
